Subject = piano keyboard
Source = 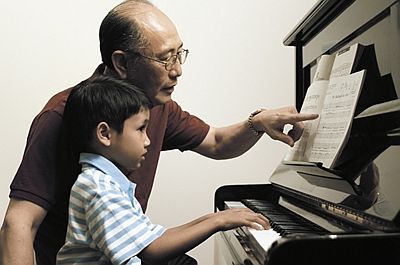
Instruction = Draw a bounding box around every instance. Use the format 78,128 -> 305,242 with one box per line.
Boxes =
224,199 -> 327,252
242,199 -> 327,236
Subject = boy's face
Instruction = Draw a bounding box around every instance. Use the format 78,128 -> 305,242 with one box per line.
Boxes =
109,108 -> 151,173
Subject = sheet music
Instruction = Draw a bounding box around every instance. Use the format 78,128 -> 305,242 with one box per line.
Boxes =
308,70 -> 366,167
284,80 -> 329,161
314,54 -> 335,81
285,43 -> 369,167
329,44 -> 360,79
285,54 -> 334,161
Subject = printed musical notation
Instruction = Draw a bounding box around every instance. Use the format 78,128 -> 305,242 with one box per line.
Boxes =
285,43 -> 368,168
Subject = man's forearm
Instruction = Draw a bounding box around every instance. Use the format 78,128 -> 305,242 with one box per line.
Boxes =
0,199 -> 47,265
194,121 -> 263,160
214,122 -> 263,159
0,224 -> 36,265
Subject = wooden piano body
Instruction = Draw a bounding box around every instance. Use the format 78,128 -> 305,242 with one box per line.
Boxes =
214,0 -> 400,264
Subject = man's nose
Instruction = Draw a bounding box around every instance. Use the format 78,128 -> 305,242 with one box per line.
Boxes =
168,61 -> 182,78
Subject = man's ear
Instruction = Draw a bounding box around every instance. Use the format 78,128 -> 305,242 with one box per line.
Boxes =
111,50 -> 128,79
96,122 -> 112,147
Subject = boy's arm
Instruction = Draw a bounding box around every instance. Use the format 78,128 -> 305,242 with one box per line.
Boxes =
0,198 -> 47,265
138,208 -> 269,263
164,213 -> 214,232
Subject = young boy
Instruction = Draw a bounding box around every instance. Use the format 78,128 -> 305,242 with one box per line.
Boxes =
57,76 -> 269,265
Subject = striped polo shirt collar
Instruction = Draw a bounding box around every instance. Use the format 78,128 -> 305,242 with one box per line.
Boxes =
79,152 -> 136,196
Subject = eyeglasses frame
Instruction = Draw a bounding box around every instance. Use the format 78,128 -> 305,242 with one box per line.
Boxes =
125,49 -> 189,71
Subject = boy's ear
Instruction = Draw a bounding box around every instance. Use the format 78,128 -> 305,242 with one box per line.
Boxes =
111,50 -> 128,79
96,122 -> 112,147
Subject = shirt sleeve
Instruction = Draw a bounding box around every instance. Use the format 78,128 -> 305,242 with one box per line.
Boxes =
10,110 -> 63,210
162,101 -> 210,151
83,178 -> 165,264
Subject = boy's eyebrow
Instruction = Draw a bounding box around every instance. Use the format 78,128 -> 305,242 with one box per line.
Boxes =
141,119 -> 149,126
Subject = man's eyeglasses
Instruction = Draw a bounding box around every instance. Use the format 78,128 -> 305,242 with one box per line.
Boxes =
126,49 -> 189,71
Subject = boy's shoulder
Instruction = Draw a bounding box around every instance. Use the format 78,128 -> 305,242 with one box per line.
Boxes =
74,166 -> 123,194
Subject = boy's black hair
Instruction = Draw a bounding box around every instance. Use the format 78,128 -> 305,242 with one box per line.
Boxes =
63,75 -> 150,154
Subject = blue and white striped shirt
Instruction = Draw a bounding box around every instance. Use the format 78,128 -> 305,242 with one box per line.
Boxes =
57,153 -> 165,265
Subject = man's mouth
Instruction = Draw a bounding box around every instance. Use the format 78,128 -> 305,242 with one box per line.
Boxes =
163,86 -> 175,93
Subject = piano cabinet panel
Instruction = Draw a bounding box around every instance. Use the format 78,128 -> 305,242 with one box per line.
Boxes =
214,232 -> 240,265
214,231 -> 261,265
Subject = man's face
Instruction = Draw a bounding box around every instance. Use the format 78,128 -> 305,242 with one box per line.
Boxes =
126,7 -> 185,106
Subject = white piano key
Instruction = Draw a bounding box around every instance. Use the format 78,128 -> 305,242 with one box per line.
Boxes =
247,227 -> 281,251
225,201 -> 281,251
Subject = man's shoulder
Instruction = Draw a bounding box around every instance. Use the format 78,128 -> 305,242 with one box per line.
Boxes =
39,87 -> 74,116
40,65 -> 105,115
28,87 -> 74,134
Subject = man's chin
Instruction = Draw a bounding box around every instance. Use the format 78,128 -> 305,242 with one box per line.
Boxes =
152,96 -> 172,106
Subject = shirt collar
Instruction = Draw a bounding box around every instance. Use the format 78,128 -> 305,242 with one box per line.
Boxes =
79,152 -> 135,194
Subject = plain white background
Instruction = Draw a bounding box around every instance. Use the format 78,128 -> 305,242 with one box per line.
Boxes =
0,1 -> 317,264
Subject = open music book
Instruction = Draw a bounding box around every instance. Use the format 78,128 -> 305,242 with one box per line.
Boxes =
284,43 -> 370,168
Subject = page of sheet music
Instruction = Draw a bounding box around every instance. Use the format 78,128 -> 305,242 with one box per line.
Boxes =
284,80 -> 329,161
285,43 -> 366,166
285,54 -> 334,161
329,43 -> 359,79
314,54 -> 335,81
308,70 -> 366,167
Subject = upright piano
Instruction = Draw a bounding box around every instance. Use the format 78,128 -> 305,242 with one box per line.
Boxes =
214,1 -> 400,264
